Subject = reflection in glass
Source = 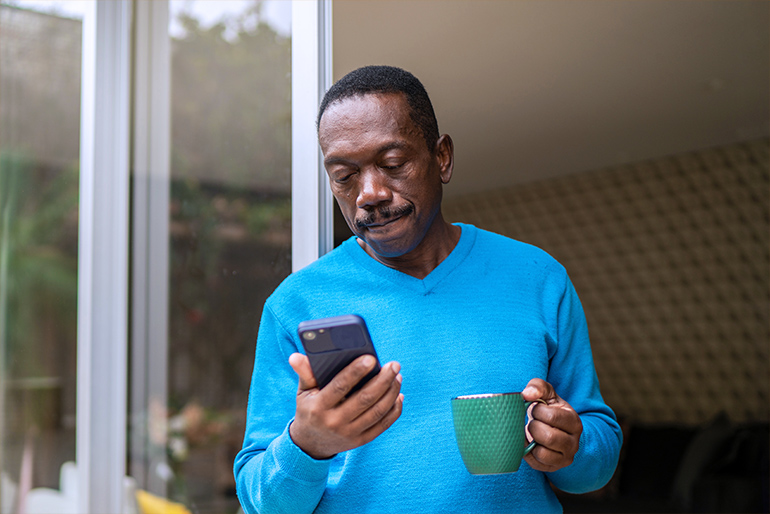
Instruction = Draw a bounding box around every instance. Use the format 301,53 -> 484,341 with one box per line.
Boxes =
0,2 -> 82,512
129,2 -> 292,513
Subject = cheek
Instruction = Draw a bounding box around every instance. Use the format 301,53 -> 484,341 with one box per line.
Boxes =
332,192 -> 356,217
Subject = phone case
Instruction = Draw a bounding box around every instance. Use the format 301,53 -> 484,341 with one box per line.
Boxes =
297,314 -> 381,392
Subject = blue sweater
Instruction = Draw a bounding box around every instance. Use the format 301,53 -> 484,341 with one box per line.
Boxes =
235,224 -> 622,513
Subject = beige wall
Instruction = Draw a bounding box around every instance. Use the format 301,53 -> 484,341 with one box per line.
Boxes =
443,139 -> 769,426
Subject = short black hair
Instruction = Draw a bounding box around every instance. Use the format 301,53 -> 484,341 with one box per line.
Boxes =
317,65 -> 440,151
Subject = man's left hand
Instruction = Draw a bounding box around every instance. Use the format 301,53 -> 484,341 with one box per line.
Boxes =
521,378 -> 583,472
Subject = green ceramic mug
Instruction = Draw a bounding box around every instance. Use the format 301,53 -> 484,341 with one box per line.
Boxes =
451,393 -> 546,475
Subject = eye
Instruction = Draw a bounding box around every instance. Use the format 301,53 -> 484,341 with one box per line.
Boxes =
332,171 -> 356,184
380,162 -> 404,171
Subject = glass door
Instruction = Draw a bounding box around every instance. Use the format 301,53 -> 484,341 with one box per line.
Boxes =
0,2 -> 88,511
129,2 -> 296,512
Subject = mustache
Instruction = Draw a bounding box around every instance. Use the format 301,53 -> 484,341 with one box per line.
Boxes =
355,204 -> 413,230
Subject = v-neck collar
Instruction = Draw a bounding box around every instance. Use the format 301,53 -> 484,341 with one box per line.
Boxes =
342,223 -> 477,294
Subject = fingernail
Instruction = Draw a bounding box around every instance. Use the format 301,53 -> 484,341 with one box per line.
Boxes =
391,362 -> 401,374
361,355 -> 374,368
396,373 -> 403,384
523,387 -> 536,397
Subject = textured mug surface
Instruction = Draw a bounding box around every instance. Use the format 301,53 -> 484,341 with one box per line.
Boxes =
451,393 -> 534,475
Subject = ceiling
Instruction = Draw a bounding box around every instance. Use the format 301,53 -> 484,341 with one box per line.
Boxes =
332,0 -> 770,199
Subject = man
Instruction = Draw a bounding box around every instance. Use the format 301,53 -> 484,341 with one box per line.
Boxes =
234,65 -> 621,513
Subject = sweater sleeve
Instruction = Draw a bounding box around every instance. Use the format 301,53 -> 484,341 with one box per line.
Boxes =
233,304 -> 331,513
544,271 -> 623,494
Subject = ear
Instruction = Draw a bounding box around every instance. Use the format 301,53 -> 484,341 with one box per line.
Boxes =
434,134 -> 454,184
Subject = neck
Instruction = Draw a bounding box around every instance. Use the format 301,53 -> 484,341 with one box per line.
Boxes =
358,217 -> 461,279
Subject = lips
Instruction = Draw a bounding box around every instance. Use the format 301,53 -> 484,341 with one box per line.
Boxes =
365,215 -> 403,228
356,205 -> 413,231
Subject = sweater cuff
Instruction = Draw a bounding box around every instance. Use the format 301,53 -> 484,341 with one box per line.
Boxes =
547,416 -> 620,493
271,421 -> 333,484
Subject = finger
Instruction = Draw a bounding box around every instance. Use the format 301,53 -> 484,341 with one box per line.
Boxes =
524,447 -> 564,472
342,361 -> 401,421
522,378 -> 555,403
524,419 -> 575,472
357,391 -> 404,447
322,354 -> 380,403
288,353 -> 318,391
348,366 -> 403,431
530,404 -> 583,436
527,419 -> 574,453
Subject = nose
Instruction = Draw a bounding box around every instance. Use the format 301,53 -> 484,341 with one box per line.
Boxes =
356,169 -> 392,209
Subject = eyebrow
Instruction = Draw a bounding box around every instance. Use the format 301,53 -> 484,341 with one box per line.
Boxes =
377,141 -> 411,154
324,141 -> 411,167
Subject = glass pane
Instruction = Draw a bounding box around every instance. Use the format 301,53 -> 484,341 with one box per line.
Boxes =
129,2 -> 292,513
0,1 -> 86,511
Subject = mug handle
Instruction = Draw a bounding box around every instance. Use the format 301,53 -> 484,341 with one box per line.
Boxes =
523,399 -> 547,455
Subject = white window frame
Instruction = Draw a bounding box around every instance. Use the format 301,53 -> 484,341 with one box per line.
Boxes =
77,1 -> 132,513
292,0 -> 334,271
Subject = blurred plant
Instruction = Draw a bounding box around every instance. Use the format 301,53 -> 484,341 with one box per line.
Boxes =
245,197 -> 291,235
167,400 -> 231,464
0,152 -> 78,384
0,150 -> 78,485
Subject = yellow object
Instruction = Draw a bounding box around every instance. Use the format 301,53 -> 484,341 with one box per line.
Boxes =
135,489 -> 192,514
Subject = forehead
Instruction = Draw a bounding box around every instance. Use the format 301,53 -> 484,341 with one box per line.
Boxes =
318,93 -> 421,153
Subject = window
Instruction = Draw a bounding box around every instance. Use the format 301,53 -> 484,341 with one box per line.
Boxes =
0,2 -> 86,510
129,2 -> 294,512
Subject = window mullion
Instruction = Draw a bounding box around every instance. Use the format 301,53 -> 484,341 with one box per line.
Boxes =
76,1 -> 132,512
291,0 -> 333,271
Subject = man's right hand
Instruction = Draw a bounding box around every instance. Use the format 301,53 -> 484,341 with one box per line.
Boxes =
288,353 -> 404,460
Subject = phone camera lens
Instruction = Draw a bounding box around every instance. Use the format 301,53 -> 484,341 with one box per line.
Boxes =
303,331 -> 316,340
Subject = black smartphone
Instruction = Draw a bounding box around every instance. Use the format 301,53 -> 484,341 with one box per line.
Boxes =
297,314 -> 381,393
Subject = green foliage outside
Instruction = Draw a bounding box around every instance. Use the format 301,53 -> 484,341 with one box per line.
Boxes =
0,152 -> 79,428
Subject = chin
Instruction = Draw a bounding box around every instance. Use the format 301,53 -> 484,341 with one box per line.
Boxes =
355,214 -> 423,258
360,232 -> 416,259
370,244 -> 409,259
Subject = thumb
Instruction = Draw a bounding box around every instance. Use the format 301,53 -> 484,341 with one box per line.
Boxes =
289,353 -> 318,391
522,377 -> 556,403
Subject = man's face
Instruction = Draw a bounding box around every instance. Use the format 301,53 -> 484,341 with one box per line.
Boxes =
318,93 -> 452,259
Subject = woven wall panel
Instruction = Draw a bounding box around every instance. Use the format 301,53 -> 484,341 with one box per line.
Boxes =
443,139 -> 769,425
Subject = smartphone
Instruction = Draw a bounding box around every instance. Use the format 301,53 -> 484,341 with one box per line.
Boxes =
297,314 -> 381,393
